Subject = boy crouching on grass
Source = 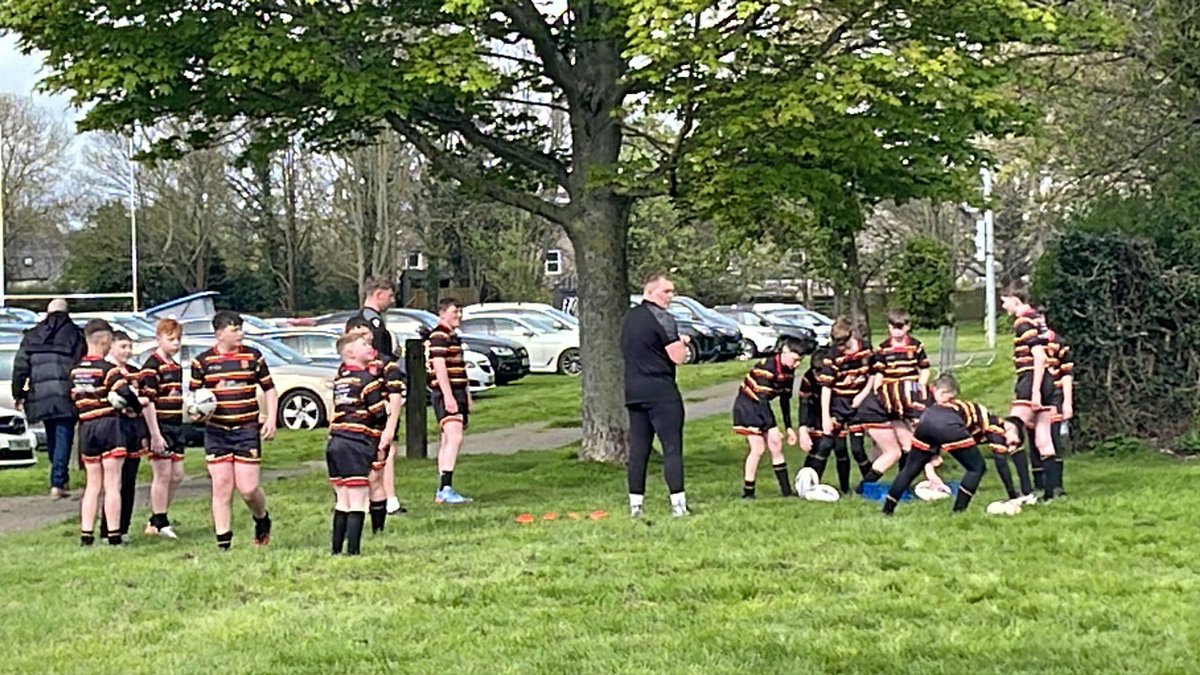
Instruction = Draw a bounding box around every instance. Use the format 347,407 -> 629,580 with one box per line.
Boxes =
731,336 -> 813,499
327,331 -> 392,555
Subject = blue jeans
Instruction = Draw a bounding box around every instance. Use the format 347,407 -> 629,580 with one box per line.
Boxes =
44,418 -> 75,490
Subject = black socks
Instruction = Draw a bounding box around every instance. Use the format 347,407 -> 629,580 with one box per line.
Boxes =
150,513 -> 170,530
80,530 -> 94,547
216,531 -> 233,551
369,500 -> 387,533
742,480 -> 756,499
332,511 -> 349,554
440,471 -> 454,490
856,469 -> 883,494
346,512 -> 365,556
773,463 -> 792,497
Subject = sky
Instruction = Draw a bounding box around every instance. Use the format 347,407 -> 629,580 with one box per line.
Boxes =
0,34 -> 78,122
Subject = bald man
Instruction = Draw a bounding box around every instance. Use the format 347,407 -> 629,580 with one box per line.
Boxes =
13,299 -> 85,498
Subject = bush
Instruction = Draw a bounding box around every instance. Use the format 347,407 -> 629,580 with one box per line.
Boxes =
889,236 -> 954,329
1036,229 -> 1200,451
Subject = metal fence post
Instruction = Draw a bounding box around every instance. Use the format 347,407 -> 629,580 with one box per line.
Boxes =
404,338 -> 428,459
938,325 -> 957,374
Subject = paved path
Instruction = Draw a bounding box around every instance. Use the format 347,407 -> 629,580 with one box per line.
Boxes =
0,381 -> 740,535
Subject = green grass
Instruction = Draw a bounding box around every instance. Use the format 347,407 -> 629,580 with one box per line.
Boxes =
2,413 -> 1198,673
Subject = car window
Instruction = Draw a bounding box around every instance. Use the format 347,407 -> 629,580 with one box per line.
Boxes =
460,319 -> 491,335
303,335 -> 336,355
491,318 -> 522,334
0,348 -> 16,381
277,336 -> 303,352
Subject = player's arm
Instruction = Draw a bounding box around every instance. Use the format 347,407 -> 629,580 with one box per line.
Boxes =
816,357 -> 835,434
11,341 -> 29,410
139,365 -> 166,452
1062,375 -> 1075,419
1031,344 -> 1047,407
255,353 -> 278,440
852,375 -> 872,408
364,379 -> 392,453
658,313 -> 688,365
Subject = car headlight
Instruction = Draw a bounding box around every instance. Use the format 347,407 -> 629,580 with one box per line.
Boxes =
491,347 -> 515,356
695,325 -> 713,336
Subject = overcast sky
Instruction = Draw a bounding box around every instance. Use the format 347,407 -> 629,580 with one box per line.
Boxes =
1,34 -> 78,121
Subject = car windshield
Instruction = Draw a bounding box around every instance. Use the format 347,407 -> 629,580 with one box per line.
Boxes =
119,316 -> 159,336
545,308 -> 578,324
241,314 -> 275,331
520,316 -> 559,333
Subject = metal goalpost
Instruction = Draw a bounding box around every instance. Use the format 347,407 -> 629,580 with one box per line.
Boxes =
0,124 -> 140,311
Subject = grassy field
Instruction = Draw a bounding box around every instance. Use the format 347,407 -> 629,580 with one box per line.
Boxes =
1,411 -> 1197,673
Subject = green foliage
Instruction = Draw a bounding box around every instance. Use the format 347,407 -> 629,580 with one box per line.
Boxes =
890,237 -> 954,329
1037,213 -> 1200,450
1090,435 -> 1152,458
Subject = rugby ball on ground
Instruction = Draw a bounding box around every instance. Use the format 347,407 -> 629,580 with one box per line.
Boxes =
803,484 -> 840,503
794,467 -> 818,497
186,389 -> 218,421
913,480 -> 952,502
986,500 -> 1021,516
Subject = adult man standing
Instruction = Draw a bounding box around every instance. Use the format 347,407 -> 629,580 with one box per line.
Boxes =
349,277 -> 397,361
620,273 -> 691,518
13,299 -> 84,499
347,276 -> 406,514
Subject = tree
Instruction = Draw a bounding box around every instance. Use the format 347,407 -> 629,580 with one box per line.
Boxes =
0,0 -> 1116,463
890,237 -> 954,329
0,94 -> 74,275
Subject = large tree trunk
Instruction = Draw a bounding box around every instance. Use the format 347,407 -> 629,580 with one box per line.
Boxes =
569,191 -> 631,463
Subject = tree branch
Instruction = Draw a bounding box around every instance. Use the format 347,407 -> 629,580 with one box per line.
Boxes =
419,108 -> 571,189
495,0 -> 578,102
385,113 -> 569,226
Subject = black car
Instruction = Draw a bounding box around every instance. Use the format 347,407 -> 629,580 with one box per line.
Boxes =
387,309 -> 531,385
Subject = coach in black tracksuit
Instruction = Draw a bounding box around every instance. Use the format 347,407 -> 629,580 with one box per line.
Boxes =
621,273 -> 691,519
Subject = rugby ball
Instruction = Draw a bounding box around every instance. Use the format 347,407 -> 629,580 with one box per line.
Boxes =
986,500 -> 1022,516
913,480 -> 952,502
794,467 -> 818,497
186,389 -> 218,421
106,390 -> 128,410
803,484 -> 840,503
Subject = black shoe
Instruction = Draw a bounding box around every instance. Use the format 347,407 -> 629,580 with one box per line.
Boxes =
741,493 -> 756,500
253,514 -> 272,547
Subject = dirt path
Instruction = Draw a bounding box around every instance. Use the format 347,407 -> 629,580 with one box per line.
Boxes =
0,381 -> 740,536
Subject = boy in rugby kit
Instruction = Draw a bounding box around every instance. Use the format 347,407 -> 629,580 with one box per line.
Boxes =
427,298 -> 473,504
882,374 -> 1022,515
1044,328 -> 1073,497
872,309 -> 931,469
139,319 -> 186,539
327,332 -> 392,555
70,320 -> 129,546
1001,285 -> 1060,504
345,320 -> 406,534
189,311 -> 278,550
103,331 -> 160,542
731,336 -> 811,499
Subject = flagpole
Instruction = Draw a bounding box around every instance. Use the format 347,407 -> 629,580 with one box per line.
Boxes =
129,134 -> 140,312
0,123 -> 7,308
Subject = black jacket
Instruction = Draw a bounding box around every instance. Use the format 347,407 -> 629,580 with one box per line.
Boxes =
13,312 -> 84,422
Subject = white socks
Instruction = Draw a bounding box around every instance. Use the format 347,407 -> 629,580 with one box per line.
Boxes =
629,494 -> 645,509
669,492 -> 687,508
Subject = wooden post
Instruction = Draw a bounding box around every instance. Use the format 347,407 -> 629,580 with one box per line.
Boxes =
404,338 -> 428,458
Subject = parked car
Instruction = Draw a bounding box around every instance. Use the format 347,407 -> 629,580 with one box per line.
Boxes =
0,335 -> 47,449
0,307 -> 38,324
0,405 -> 38,469
459,314 -> 582,376
759,307 -> 832,345
462,302 -> 578,329
387,309 -> 531,385
131,336 -> 337,441
631,294 -> 742,361
71,312 -> 159,341
715,306 -> 819,356
263,327 -> 497,395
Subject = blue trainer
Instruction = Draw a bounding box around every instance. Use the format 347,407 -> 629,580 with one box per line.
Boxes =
435,487 -> 473,504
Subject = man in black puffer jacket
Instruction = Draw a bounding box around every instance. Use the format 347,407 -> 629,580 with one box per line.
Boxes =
13,299 -> 84,499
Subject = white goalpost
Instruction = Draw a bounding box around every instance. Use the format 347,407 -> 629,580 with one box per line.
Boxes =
0,125 -> 140,311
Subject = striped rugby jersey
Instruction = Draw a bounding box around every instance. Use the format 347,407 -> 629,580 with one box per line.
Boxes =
189,345 -> 275,430
140,350 -> 184,427
425,323 -> 469,391
330,362 -> 390,442
70,356 -> 135,423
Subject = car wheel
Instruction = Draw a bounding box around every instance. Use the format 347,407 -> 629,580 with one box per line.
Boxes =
738,338 -> 756,360
685,341 -> 698,364
558,348 -> 583,376
279,389 -> 326,430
